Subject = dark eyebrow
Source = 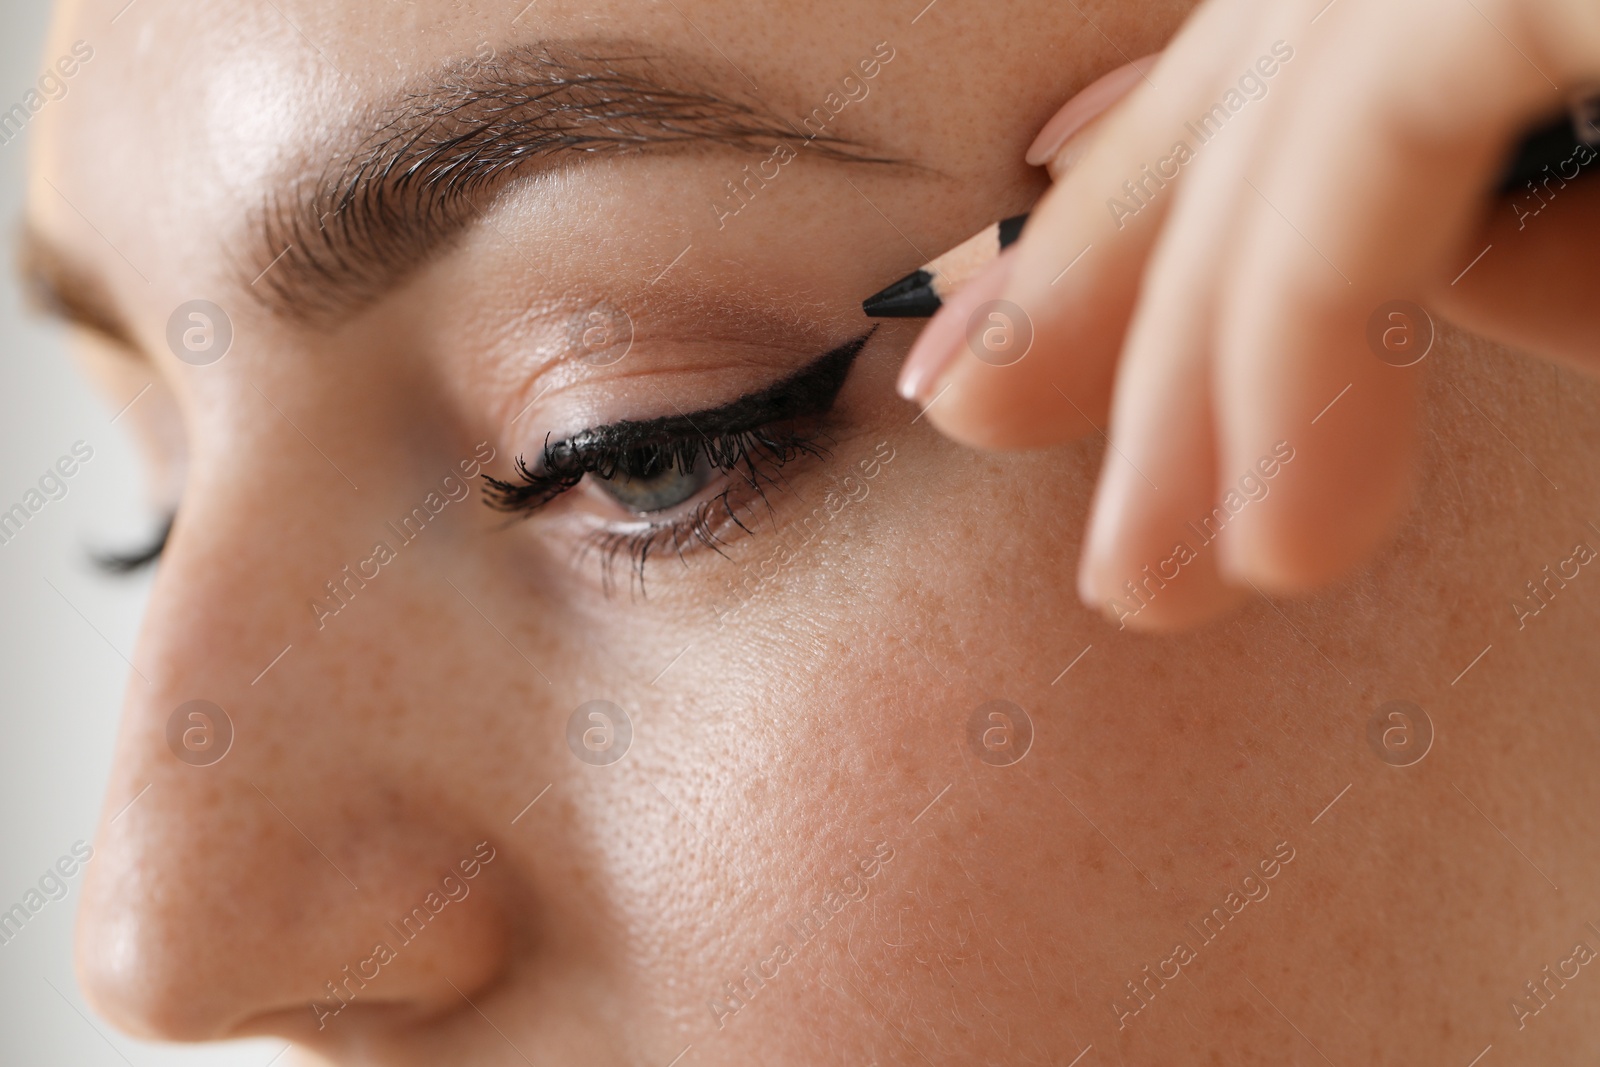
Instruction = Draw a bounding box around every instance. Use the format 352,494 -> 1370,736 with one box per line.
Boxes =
16,223 -> 138,351
251,41 -> 896,324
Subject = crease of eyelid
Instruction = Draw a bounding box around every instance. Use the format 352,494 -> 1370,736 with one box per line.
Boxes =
91,513 -> 173,575
16,222 -> 140,354
247,41 -> 913,327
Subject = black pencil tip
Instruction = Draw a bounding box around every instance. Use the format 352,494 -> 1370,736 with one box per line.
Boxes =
862,268 -> 940,318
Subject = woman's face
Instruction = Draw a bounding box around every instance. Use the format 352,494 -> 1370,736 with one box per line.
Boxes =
29,0 -> 1600,1064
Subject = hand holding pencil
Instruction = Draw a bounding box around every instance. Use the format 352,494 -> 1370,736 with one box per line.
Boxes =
867,0 -> 1600,631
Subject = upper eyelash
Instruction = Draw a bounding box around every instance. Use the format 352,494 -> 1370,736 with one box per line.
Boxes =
478,423 -> 826,515
483,424 -> 831,595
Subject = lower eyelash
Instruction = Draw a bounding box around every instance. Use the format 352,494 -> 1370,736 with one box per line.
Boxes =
578,428 -> 831,595
579,488 -> 738,594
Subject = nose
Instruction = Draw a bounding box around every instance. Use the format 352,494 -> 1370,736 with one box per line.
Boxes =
74,416 -> 513,1042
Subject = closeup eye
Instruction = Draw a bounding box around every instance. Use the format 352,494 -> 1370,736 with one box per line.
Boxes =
480,332 -> 870,588
589,454 -> 713,514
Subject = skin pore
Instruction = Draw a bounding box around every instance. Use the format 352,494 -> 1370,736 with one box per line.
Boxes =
25,0 -> 1600,1064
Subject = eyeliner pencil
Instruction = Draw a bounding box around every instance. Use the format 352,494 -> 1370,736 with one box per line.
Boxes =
863,97 -> 1600,319
862,214 -> 1028,317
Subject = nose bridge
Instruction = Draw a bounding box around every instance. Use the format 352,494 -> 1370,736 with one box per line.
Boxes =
75,407 -> 514,1041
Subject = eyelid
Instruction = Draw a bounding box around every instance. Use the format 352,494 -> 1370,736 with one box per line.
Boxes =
549,328 -> 871,458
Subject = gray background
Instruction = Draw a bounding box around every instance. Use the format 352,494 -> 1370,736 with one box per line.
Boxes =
0,1 -> 285,1063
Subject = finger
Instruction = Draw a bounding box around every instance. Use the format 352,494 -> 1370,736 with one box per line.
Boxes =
1026,53 -> 1161,181
1433,164 -> 1600,369
901,0 -> 1271,451
1075,240 -> 1248,630
1078,18 -> 1303,628
1212,0 -> 1592,591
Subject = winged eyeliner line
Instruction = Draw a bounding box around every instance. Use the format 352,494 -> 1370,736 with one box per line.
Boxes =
548,328 -> 873,462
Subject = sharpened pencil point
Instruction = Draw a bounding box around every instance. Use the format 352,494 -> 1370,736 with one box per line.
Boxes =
862,269 -> 940,318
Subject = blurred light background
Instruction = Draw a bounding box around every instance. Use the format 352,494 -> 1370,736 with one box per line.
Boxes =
0,1 -> 284,1063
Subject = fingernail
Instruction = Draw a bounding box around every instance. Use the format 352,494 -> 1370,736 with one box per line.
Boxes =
897,247 -> 1019,404
1075,468 -> 1135,609
1024,53 -> 1160,168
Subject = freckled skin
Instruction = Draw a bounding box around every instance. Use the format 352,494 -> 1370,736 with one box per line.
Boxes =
32,0 -> 1600,1063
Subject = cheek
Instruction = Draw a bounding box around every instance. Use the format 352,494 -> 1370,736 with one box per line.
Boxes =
572,441 -> 1101,1055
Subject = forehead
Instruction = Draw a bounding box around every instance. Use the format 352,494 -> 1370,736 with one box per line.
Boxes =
31,0 -> 887,326
33,2 -> 463,335
31,0 -> 1132,361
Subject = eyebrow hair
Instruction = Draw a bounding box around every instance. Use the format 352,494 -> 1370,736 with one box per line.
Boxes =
252,41 -> 895,324
16,223 -> 138,351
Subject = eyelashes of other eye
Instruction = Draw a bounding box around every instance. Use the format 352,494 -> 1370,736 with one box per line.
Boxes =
91,514 -> 174,575
480,330 -> 871,583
